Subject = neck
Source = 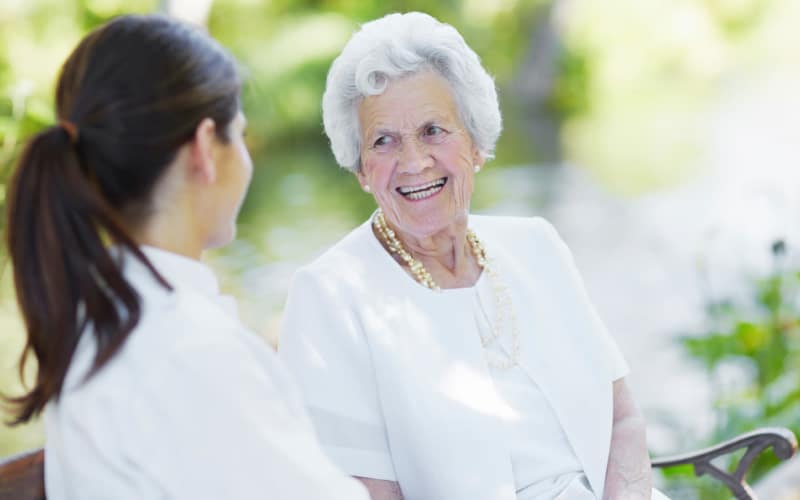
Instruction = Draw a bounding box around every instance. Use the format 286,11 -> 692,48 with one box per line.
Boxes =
400,225 -> 469,274
127,209 -> 204,261
125,155 -> 206,261
375,210 -> 481,288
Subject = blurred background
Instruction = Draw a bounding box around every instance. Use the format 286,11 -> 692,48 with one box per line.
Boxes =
1,0 -> 800,497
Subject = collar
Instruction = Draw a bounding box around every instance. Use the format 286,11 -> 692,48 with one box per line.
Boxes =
137,246 -> 220,295
125,246 -> 238,318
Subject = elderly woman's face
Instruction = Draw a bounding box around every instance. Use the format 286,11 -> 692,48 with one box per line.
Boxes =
357,71 -> 483,239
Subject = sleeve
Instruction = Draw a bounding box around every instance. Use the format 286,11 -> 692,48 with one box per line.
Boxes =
277,268 -> 398,481
131,326 -> 370,500
534,217 -> 630,381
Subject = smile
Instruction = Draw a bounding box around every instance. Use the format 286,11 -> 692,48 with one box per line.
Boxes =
396,177 -> 447,201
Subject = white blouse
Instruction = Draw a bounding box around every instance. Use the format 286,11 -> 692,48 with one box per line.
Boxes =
44,246 -> 368,500
472,276 -> 594,499
279,215 -> 633,500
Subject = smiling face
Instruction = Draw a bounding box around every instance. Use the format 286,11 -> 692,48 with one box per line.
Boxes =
357,71 -> 483,239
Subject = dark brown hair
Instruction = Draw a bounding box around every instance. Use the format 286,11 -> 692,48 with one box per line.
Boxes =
4,14 -> 241,424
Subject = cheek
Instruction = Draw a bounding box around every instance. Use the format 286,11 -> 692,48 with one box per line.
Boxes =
441,144 -> 476,196
241,153 -> 254,188
453,172 -> 474,207
362,156 -> 394,187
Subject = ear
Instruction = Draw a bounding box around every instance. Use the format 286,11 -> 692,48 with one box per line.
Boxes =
356,169 -> 370,192
188,118 -> 218,184
472,147 -> 486,171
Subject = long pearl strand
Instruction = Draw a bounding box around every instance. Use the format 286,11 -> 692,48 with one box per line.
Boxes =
373,209 -> 521,368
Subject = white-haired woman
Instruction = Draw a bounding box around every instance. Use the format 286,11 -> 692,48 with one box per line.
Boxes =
279,12 -> 668,500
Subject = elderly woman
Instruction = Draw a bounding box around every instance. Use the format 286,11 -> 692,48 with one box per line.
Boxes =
279,12 -> 666,500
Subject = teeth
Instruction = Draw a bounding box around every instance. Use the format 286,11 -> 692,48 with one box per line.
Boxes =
406,185 -> 443,200
397,178 -> 446,195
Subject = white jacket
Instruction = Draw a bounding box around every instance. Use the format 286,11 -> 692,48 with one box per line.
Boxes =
280,215 -> 630,500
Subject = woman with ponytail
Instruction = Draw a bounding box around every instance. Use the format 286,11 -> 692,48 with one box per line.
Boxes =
4,14 -> 367,500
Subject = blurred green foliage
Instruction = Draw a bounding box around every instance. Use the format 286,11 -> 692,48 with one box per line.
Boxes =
663,242 -> 800,498
2,3 -> 800,492
557,0 -> 800,193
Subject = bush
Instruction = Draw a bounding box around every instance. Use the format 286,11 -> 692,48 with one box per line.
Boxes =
664,241 -> 800,498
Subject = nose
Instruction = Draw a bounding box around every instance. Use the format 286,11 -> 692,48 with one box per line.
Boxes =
397,137 -> 433,174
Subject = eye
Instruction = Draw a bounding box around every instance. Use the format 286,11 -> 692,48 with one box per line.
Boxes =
373,135 -> 393,148
425,125 -> 444,136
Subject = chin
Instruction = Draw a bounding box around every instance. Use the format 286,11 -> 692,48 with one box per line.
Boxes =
206,226 -> 236,250
401,210 -> 467,236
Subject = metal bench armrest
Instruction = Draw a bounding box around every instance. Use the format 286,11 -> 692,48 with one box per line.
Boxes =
651,427 -> 798,500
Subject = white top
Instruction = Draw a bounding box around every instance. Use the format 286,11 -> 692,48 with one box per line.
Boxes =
44,246 -> 369,500
279,215 -> 630,500
469,276 -> 591,499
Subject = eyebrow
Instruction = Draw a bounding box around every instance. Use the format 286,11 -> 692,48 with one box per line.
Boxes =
367,118 -> 449,137
372,127 -> 393,136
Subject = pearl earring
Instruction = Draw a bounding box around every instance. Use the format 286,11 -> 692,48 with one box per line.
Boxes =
363,184 -> 371,193
474,165 -> 481,173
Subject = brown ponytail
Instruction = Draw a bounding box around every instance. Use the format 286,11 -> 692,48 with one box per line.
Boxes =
3,15 -> 241,424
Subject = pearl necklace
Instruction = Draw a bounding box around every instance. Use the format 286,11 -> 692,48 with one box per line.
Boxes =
373,209 -> 521,368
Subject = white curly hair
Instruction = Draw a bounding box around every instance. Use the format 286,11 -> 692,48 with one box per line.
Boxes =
322,12 -> 502,172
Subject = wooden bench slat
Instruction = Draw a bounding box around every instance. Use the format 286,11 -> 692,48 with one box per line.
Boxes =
0,449 -> 45,500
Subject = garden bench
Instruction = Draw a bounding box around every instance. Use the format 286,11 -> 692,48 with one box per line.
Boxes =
0,448 -> 43,500
651,427 -> 797,499
0,427 -> 796,499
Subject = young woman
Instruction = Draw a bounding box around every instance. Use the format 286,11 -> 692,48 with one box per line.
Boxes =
4,14 -> 367,500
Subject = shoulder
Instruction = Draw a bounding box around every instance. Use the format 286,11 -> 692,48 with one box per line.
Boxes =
470,214 -> 579,283
59,287 -> 247,393
133,287 -> 243,354
48,293 -> 242,432
280,220 -> 383,353
288,218 -> 383,299
129,289 -> 301,418
49,286 -> 301,459
305,219 -> 375,271
76,284 -> 277,399
470,213 -> 562,251
470,213 -> 556,234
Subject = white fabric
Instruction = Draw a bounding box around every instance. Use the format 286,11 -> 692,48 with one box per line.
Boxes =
471,274 -> 589,498
44,246 -> 368,500
550,475 -> 596,500
279,215 -> 638,500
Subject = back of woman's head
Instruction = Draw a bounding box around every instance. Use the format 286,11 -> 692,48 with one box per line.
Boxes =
4,14 -> 241,424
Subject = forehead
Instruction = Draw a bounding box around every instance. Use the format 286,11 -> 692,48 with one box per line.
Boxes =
358,72 -> 460,133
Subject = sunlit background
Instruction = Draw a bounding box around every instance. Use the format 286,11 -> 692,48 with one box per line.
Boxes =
2,0 -> 799,497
